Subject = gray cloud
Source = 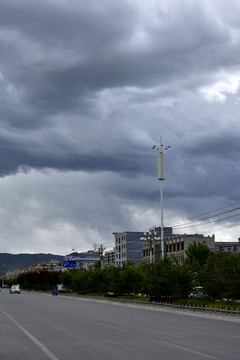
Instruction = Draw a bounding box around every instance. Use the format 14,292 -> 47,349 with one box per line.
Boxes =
0,0 -> 240,253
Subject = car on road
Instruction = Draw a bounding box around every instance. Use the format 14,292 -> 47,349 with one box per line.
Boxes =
189,286 -> 212,300
189,286 -> 204,298
10,285 -> 21,294
56,284 -> 67,293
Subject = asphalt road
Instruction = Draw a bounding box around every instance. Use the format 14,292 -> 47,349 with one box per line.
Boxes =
0,289 -> 239,360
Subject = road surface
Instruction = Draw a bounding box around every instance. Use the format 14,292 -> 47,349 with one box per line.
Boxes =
0,289 -> 239,359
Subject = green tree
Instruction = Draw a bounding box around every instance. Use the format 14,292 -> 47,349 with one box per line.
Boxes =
70,269 -> 89,293
104,265 -> 121,294
204,252 -> 240,300
17,271 -> 60,291
185,241 -> 212,285
172,262 -> 193,298
147,258 -> 192,298
60,269 -> 73,289
118,261 -> 143,295
88,267 -> 107,293
148,258 -> 175,297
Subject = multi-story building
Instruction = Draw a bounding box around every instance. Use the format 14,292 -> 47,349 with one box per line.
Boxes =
6,260 -> 62,279
164,234 -> 215,264
104,249 -> 116,267
142,233 -> 215,265
28,261 -> 62,272
215,240 -> 240,252
142,226 -> 173,263
6,267 -> 26,279
149,226 -> 173,238
113,231 -> 144,267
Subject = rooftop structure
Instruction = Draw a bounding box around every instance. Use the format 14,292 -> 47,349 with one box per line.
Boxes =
215,240 -> 240,253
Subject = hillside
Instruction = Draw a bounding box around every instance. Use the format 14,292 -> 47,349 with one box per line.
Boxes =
0,253 -> 64,273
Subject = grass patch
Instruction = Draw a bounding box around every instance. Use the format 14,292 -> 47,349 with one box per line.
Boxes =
63,291 -> 240,310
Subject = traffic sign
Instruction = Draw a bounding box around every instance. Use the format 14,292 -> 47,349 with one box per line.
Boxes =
63,260 -> 77,268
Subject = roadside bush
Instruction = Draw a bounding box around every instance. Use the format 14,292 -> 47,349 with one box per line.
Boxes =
17,271 -> 60,291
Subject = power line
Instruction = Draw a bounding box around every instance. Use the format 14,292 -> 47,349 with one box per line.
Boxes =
147,201 -> 240,231
169,206 -> 240,229
109,201 -> 240,254
172,211 -> 240,230
165,201 -> 240,227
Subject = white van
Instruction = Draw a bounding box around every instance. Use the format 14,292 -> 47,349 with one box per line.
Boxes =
56,284 -> 67,293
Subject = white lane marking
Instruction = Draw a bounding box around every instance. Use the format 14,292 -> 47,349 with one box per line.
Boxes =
161,341 -> 217,359
2,310 -> 60,360
102,323 -> 126,332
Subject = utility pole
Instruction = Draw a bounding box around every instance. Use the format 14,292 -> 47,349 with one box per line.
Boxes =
94,244 -> 106,269
99,245 -> 104,269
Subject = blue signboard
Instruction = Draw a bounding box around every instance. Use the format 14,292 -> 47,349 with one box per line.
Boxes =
63,260 -> 77,268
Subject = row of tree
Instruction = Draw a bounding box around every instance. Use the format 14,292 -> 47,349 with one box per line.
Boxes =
7,242 -> 240,300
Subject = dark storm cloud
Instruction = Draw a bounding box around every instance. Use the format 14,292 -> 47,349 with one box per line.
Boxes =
185,133 -> 240,160
0,0 -> 240,253
1,0 -> 237,112
0,1 -> 235,106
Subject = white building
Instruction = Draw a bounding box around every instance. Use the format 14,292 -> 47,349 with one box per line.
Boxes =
63,251 -> 100,270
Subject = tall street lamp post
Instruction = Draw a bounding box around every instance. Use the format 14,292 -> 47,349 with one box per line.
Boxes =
141,231 -> 160,265
152,140 -> 170,259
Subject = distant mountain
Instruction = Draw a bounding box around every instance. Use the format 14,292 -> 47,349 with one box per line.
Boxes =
0,253 -> 64,273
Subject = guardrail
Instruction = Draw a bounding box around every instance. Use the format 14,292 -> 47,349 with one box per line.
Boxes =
131,300 -> 240,316
102,297 -> 240,316
60,293 -> 240,317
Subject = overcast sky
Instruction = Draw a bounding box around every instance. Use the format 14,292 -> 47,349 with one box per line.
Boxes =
0,0 -> 240,255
